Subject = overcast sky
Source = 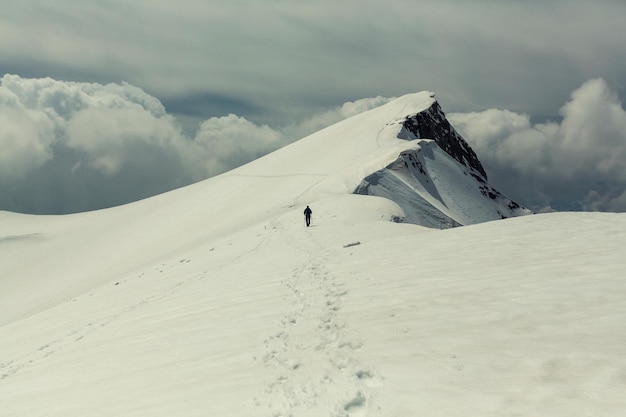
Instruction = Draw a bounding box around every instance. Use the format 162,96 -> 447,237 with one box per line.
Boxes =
1,0 -> 626,214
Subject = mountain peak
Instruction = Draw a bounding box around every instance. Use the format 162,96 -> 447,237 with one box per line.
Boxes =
399,100 -> 488,180
354,95 -> 531,227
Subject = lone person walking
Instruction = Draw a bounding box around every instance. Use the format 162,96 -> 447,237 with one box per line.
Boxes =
304,205 -> 312,227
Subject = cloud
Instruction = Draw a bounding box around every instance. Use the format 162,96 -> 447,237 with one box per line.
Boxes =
3,74 -> 626,215
0,100 -> 55,179
0,75 -> 194,213
0,75 -> 388,214
65,107 -> 183,176
449,78 -> 626,212
280,96 -> 395,142
191,114 -> 284,176
2,1 -> 625,125
187,95 -> 397,178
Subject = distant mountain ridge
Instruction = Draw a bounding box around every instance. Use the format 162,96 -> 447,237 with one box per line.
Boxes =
355,98 -> 531,228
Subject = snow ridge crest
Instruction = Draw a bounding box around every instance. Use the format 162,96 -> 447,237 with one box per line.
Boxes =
356,99 -> 531,228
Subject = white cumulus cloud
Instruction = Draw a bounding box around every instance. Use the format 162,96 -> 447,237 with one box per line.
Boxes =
0,104 -> 55,179
191,114 -> 284,177
449,78 -> 626,211
0,75 -> 388,214
0,75 -> 194,213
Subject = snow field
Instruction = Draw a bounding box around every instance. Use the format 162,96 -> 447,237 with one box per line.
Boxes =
2,92 -> 626,416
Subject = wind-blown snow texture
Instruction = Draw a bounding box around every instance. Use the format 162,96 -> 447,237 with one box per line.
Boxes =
1,92 -> 625,417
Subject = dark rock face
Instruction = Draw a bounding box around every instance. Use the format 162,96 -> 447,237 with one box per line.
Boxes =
399,101 -> 488,180
400,101 -> 528,213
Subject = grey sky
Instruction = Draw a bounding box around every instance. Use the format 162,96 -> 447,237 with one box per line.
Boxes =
1,1 -> 626,214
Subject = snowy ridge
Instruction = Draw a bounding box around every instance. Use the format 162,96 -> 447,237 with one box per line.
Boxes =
356,100 -> 531,227
358,141 -> 529,227
1,92 -> 625,417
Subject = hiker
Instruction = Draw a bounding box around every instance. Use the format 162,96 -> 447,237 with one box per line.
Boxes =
304,205 -> 312,227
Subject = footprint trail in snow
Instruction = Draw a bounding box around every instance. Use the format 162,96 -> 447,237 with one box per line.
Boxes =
255,228 -> 382,416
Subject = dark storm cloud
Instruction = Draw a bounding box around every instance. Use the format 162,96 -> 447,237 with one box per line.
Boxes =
161,93 -> 259,120
3,1 -> 625,120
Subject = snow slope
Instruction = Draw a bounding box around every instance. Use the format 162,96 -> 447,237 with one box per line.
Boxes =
2,92 -> 626,416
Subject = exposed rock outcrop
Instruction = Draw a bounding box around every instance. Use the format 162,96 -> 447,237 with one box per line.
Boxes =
399,101 -> 488,180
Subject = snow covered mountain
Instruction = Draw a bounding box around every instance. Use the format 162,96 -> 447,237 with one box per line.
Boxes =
2,92 -> 625,417
354,96 -> 530,228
